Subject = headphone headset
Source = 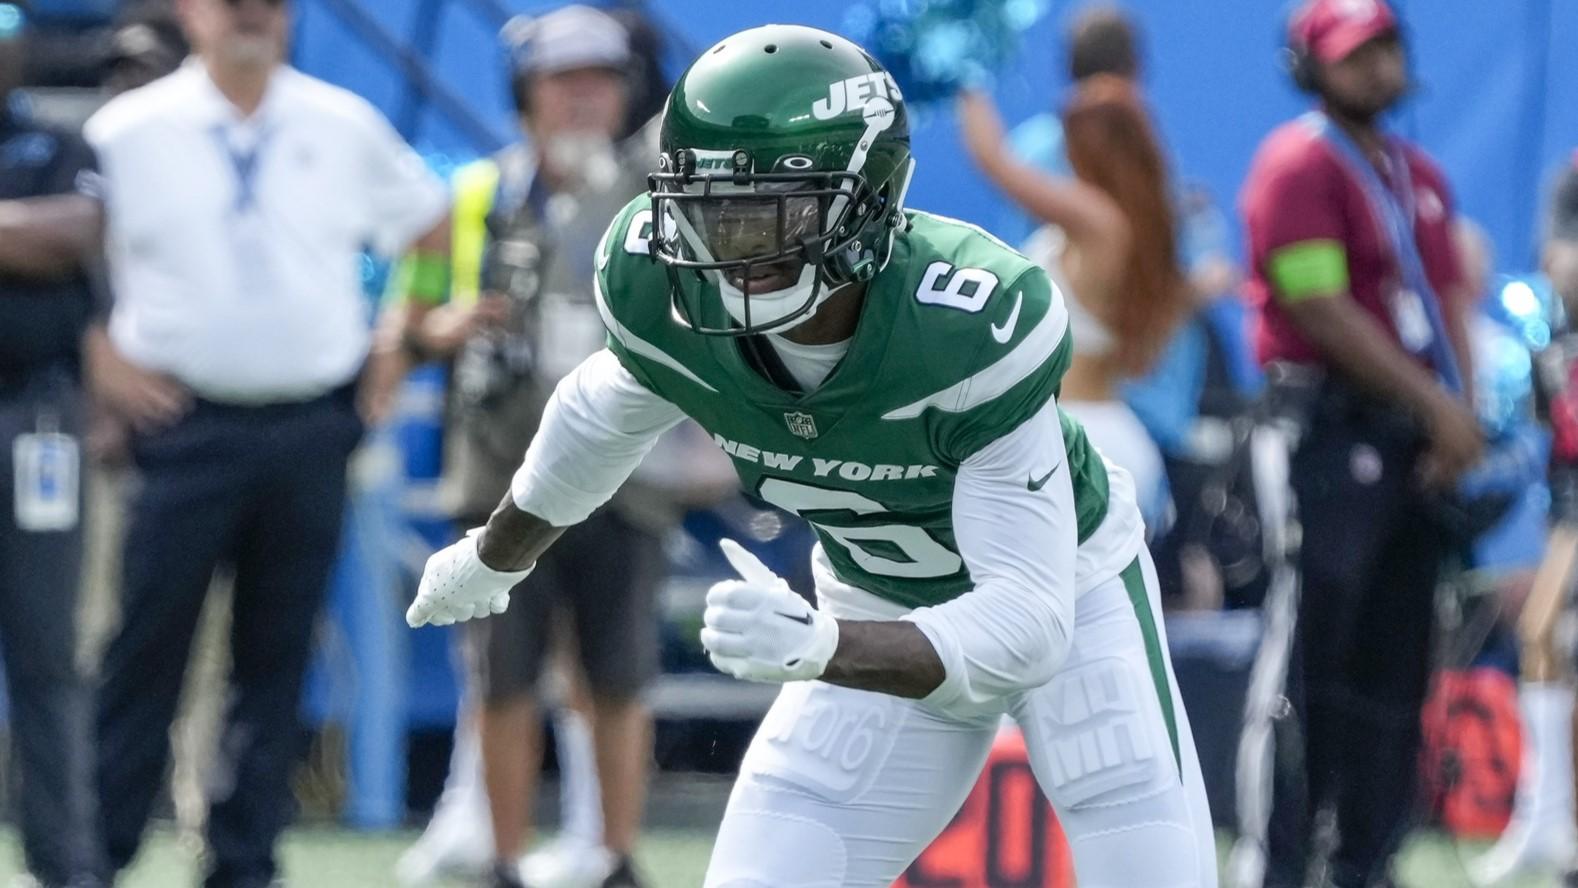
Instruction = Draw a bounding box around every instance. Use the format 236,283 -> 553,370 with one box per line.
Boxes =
1283,41 -> 1319,93
1281,1 -> 1320,94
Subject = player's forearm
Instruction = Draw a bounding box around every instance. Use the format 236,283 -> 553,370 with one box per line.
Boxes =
476,496 -> 565,571
821,620 -> 946,699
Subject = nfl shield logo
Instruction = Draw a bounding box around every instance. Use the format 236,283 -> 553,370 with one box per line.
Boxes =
784,411 -> 818,440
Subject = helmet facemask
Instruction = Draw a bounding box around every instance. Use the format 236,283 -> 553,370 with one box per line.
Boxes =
649,151 -> 898,336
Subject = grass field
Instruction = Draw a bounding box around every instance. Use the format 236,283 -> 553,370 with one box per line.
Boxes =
0,826 -> 1565,887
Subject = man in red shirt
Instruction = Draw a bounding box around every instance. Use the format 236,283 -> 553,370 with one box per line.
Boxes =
1235,2 -> 1483,886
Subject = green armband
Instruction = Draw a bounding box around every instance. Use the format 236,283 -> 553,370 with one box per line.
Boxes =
1268,239 -> 1349,303
406,251 -> 450,306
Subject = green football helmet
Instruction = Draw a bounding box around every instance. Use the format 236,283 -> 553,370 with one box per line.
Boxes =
648,25 -> 915,335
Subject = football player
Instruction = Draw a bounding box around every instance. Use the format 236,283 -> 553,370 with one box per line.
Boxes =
406,25 -> 1216,887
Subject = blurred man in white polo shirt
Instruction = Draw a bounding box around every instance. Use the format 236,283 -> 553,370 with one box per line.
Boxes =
78,0 -> 449,885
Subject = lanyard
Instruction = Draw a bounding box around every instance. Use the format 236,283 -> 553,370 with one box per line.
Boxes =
1307,112 -> 1463,396
212,123 -> 272,215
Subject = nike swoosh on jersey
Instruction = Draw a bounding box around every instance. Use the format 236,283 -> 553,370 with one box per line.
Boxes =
990,292 -> 1024,344
1027,463 -> 1062,491
775,611 -> 813,626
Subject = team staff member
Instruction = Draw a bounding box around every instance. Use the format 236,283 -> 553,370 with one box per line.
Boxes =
0,2 -> 103,885
77,0 -> 449,884
1237,1 -> 1482,886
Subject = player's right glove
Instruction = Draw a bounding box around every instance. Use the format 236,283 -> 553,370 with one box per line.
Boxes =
700,539 -> 840,683
405,529 -> 532,628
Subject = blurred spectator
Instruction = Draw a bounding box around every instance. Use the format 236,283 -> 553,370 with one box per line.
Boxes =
995,3 -> 1140,246
75,0 -> 450,884
1548,157 -> 1578,317
1130,186 -> 1269,611
1233,1 -> 1482,885
960,75 -> 1189,533
1549,154 -> 1578,888
387,6 -> 706,887
1476,160 -> 1578,886
0,2 -> 104,884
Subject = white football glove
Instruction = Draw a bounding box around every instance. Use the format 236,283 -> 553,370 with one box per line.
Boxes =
406,529 -> 533,628
700,538 -> 839,684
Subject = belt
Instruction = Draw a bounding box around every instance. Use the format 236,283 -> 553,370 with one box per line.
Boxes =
191,378 -> 358,416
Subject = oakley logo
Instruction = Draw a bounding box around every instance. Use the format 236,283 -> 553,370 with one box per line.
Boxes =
812,72 -> 903,121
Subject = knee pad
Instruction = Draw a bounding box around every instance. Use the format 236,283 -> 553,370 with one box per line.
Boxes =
705,809 -> 848,888
1028,658 -> 1209,886
1035,656 -> 1171,812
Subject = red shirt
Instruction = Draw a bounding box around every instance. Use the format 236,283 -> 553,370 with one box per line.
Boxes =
1240,119 -> 1463,366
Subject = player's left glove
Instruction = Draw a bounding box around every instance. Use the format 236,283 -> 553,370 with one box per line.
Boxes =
405,529 -> 532,628
701,538 -> 840,683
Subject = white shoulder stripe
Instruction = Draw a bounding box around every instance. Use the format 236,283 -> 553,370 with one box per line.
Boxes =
881,292 -> 1068,420
593,273 -> 719,393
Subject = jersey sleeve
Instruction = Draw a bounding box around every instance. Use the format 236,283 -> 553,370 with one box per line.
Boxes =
509,348 -> 687,526
904,393 -> 1077,714
936,264 -> 1072,463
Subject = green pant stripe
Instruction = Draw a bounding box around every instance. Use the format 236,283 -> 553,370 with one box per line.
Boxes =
1120,557 -> 1180,775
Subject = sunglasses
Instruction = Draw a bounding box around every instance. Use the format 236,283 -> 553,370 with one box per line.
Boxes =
0,4 -> 26,41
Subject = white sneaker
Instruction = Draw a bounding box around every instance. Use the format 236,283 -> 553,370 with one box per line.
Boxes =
1224,837 -> 1267,888
1471,683 -> 1578,886
395,803 -> 496,886
520,838 -> 617,888
1471,823 -> 1577,887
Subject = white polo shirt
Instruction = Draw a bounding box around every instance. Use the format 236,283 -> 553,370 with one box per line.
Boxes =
85,61 -> 448,403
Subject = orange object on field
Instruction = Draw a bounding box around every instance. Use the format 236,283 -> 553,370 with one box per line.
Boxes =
894,727 -> 1075,887
1419,668 -> 1523,839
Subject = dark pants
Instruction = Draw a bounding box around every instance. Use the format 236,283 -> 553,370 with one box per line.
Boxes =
464,506 -> 663,705
0,371 -> 96,886
1265,395 -> 1445,888
96,390 -> 361,888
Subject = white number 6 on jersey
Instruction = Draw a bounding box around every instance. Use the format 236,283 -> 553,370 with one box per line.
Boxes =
757,478 -> 964,579
914,261 -> 999,313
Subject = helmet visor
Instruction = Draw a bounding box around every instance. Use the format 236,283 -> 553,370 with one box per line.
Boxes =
682,189 -> 819,261
670,180 -> 823,293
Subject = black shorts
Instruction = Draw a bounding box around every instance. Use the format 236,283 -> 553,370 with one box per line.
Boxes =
464,507 -> 663,704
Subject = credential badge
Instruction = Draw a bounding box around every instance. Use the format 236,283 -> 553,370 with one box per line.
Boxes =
785,411 -> 818,440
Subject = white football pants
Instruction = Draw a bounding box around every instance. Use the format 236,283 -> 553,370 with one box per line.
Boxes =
703,550 -> 1217,888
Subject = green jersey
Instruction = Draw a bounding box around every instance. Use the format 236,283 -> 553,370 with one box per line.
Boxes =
596,197 -> 1114,609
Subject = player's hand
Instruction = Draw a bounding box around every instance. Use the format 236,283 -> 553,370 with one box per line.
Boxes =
701,539 -> 839,684
406,529 -> 533,628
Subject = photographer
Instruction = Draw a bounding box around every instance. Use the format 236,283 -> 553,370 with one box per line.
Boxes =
390,7 -> 674,886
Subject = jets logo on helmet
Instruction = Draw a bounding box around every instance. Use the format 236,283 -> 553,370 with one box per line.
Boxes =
646,25 -> 916,336
812,71 -> 904,120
